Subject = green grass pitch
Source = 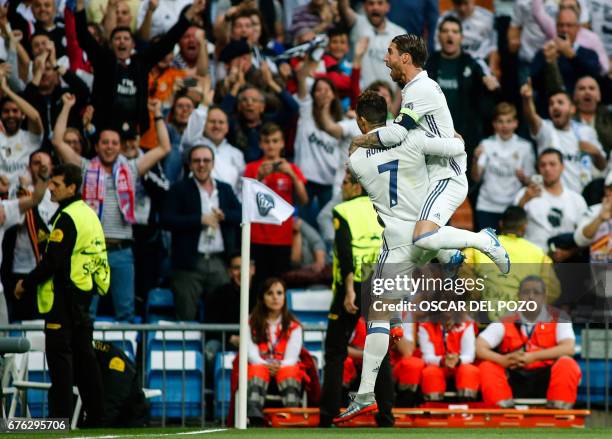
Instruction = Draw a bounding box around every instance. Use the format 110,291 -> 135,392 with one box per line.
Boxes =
7,427 -> 612,439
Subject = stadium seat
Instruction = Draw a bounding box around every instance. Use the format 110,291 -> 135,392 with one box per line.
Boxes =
145,288 -> 175,322
146,320 -> 203,353
213,351 -> 236,421
93,321 -> 138,361
147,350 -> 204,419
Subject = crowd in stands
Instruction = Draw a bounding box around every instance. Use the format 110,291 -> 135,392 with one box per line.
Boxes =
0,0 -> 609,419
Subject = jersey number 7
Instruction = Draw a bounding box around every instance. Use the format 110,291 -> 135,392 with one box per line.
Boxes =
377,159 -> 398,208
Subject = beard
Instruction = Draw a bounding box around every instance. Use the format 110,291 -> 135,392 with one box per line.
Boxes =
389,68 -> 406,88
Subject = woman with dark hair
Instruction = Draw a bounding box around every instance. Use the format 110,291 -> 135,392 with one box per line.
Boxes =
295,58 -> 346,228
247,278 -> 304,425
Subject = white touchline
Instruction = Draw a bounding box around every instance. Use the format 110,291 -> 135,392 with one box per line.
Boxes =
64,429 -> 227,439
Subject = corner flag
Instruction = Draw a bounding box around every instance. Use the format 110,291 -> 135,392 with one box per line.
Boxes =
241,177 -> 294,225
236,177 -> 294,429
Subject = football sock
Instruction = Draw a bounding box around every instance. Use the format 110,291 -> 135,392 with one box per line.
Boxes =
357,321 -> 390,395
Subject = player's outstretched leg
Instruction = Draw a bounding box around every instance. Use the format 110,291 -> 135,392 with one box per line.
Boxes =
333,320 -> 389,423
414,226 -> 510,274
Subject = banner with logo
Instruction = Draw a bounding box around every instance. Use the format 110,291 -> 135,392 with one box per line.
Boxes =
241,177 -> 294,225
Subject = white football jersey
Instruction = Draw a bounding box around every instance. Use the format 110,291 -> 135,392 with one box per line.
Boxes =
380,71 -> 467,182
349,128 -> 464,249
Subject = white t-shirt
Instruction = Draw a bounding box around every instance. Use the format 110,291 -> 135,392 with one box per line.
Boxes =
294,96 -> 343,186
0,199 -> 23,293
514,186 -> 588,251
13,189 -> 58,274
436,6 -> 497,64
479,308 -> 575,349
0,130 -> 43,197
350,14 -> 406,89
476,134 -> 535,213
534,119 -> 604,193
196,178 -> 224,255
349,128 -> 465,249
378,71 -> 466,182
137,0 -> 192,39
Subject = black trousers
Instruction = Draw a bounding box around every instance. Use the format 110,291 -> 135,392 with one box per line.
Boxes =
319,282 -> 394,427
44,286 -> 105,427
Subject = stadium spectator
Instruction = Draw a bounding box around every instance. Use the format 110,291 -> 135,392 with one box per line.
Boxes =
247,278 -> 303,426
172,25 -> 209,74
244,123 -> 308,284
472,102 -> 535,230
3,150 -> 56,322
289,217 -> 326,272
515,149 -> 588,259
530,7 -> 601,112
295,56 -> 346,228
477,276 -> 581,409
288,0 -> 334,44
522,79 -> 606,193
531,0 -> 609,75
338,0 -> 406,88
426,16 -> 499,163
0,73 -> 44,197
161,93 -> 197,184
161,144 -> 241,321
137,0 -> 192,40
574,170 -> 612,262
183,105 -> 245,195
103,0 -> 136,37
204,253 -> 256,377
572,76 -> 612,156
220,77 -> 299,163
319,170 -> 393,428
416,314 -> 479,401
23,46 -> 89,148
31,0 -> 67,57
52,94 -> 171,322
462,206 -> 561,321
388,0 -> 438,51
435,0 -> 500,77
74,0 -> 205,136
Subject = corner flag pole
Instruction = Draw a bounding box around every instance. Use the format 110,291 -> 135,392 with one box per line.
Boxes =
236,221 -> 251,429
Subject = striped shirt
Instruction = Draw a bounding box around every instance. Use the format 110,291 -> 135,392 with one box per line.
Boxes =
81,157 -> 139,240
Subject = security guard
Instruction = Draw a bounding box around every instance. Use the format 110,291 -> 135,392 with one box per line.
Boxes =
15,164 -> 110,426
319,170 -> 394,427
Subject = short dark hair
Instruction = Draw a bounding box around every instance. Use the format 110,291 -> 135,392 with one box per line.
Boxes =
0,97 -> 17,112
28,149 -> 51,166
260,122 -> 283,138
500,206 -> 527,232
538,148 -> 564,164
439,16 -> 463,34
365,80 -> 394,100
327,26 -> 349,39
187,144 -> 215,163
52,163 -> 82,191
519,275 -> 546,294
549,90 -> 573,104
356,90 -> 387,126
391,34 -> 428,68
110,26 -> 134,41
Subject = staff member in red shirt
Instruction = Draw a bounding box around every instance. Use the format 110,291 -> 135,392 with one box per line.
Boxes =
476,275 -> 581,408
244,123 -> 308,284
